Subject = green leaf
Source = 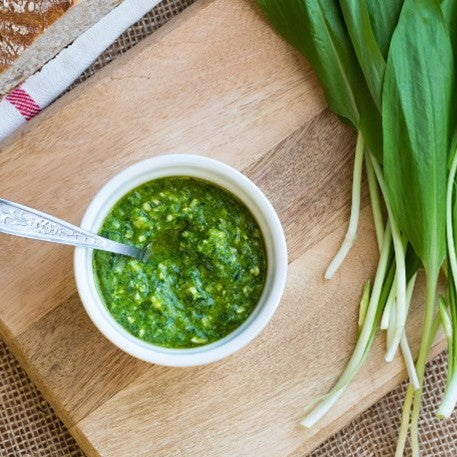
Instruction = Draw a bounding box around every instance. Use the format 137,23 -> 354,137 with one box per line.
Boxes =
340,0 -> 405,109
365,0 -> 404,59
441,0 -> 457,62
258,0 -> 382,160
340,0 -> 386,109
383,0 -> 454,277
441,0 -> 457,142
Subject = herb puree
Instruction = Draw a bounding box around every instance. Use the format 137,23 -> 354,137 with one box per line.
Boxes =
93,177 -> 267,348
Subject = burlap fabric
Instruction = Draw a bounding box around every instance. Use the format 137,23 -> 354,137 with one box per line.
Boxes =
1,1 -> 457,456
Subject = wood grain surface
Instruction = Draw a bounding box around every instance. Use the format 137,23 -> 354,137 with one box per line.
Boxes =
0,0 -> 445,456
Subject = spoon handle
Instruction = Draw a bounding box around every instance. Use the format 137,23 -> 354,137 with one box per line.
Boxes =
0,198 -> 142,259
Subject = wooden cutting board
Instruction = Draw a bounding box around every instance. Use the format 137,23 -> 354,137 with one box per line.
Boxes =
0,1 -> 445,455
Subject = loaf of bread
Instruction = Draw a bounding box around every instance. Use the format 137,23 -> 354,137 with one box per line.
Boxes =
0,0 -> 123,96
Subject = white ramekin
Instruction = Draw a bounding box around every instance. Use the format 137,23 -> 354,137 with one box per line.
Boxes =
74,154 -> 287,367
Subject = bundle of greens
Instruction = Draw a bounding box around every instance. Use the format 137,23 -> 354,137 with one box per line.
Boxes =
258,0 -> 457,455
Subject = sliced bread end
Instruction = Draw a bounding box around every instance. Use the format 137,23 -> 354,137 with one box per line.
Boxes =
0,0 -> 123,96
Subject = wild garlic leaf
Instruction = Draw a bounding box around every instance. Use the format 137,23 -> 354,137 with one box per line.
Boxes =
441,0 -> 457,140
365,0 -> 404,60
340,0 -> 386,110
442,0 -> 457,62
258,0 -> 382,160
341,0 -> 405,109
383,0 -> 454,277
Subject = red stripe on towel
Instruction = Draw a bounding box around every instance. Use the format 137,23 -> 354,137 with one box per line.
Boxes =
6,88 -> 41,121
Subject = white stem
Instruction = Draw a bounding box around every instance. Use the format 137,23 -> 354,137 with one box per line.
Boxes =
400,334 -> 420,390
369,154 -> 407,362
438,374 -> 457,418
365,152 -> 384,252
302,223 -> 392,428
386,298 -> 396,349
439,299 -> 453,344
437,148 -> 457,418
301,387 -> 346,428
388,274 -> 419,389
384,250 -> 406,360
381,279 -> 397,330
446,148 -> 457,290
358,280 -> 371,330
325,133 -> 365,279
386,272 -> 417,357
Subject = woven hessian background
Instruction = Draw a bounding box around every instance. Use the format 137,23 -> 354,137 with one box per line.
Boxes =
1,1 -> 457,456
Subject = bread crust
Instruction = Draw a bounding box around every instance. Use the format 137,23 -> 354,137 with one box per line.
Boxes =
0,0 -> 76,73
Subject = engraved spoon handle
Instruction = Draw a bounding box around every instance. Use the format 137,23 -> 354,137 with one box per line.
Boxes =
0,198 -> 143,260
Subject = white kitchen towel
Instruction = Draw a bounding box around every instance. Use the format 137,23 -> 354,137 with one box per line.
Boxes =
0,0 -> 163,141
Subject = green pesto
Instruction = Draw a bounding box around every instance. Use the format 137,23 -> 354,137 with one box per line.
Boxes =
93,176 -> 267,348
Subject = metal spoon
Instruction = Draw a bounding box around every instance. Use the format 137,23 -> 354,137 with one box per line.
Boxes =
0,198 -> 149,261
